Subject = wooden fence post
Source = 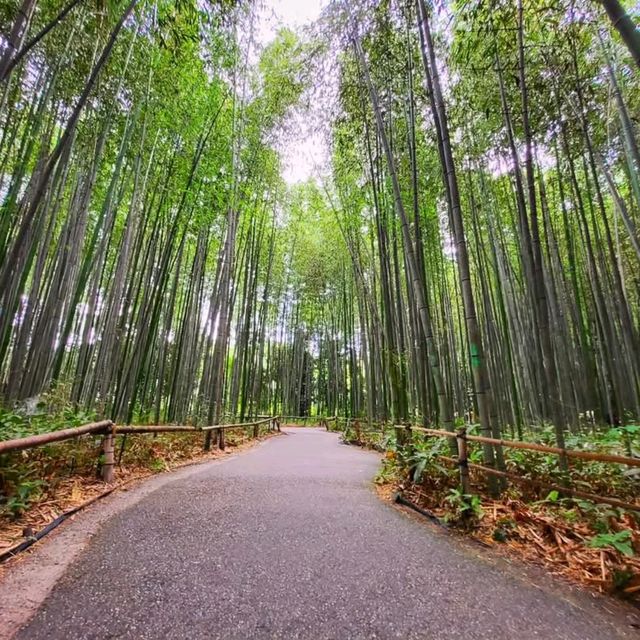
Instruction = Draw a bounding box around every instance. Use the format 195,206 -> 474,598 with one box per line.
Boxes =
253,422 -> 259,438
101,423 -> 115,483
204,430 -> 213,452
456,428 -> 471,495
218,427 -> 225,451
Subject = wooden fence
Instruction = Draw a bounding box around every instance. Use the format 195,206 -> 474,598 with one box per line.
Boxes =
0,416 -> 281,483
331,418 -> 640,513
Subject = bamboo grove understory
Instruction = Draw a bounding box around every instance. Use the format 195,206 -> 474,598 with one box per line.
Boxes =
1,0 -> 640,468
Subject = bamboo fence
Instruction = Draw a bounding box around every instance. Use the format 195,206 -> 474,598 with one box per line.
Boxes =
0,416 -> 281,482
334,419 -> 640,512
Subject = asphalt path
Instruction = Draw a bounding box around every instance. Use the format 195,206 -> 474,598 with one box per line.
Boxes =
14,428 -> 639,639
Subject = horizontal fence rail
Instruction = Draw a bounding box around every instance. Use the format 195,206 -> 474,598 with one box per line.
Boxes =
200,417 -> 275,431
116,425 -> 199,434
332,418 -> 640,512
0,420 -> 113,454
405,425 -> 640,469
0,416 -> 281,483
436,455 -> 640,513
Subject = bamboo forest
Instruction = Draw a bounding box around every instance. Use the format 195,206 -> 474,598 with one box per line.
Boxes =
2,0 -> 640,635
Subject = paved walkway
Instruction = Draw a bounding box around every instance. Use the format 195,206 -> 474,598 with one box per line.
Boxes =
14,428 -> 639,639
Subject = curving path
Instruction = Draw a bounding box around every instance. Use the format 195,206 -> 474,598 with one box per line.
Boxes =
13,428 -> 639,639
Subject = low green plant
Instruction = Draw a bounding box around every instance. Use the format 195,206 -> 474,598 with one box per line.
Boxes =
402,436 -> 450,483
533,489 -> 573,508
0,399 -> 96,441
576,500 -> 626,534
4,480 -> 43,518
0,395 -> 100,518
558,508 -> 579,523
149,458 -> 167,472
612,568 -> 635,591
443,489 -> 484,524
492,516 -> 517,542
588,530 -> 635,557
374,459 -> 397,485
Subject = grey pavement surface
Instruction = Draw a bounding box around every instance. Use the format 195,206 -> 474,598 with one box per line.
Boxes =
15,428 -> 640,639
